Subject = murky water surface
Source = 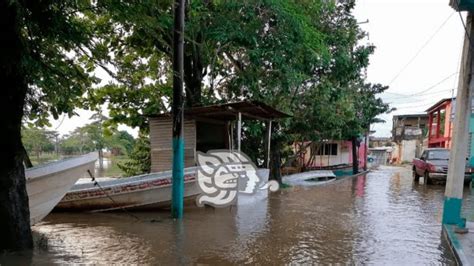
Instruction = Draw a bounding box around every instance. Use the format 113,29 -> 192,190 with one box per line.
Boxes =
2,166 -> 467,264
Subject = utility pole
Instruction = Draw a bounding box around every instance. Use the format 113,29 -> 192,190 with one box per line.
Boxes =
443,12 -> 473,228
171,0 -> 185,219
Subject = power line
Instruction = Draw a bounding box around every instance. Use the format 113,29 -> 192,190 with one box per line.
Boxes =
387,12 -> 455,86
383,72 -> 458,99
394,102 -> 434,110
386,89 -> 455,104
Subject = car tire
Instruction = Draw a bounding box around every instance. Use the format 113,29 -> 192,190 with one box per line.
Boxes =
413,167 -> 420,182
424,172 -> 433,185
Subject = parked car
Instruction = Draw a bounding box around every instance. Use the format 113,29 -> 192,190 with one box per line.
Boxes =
412,148 -> 472,185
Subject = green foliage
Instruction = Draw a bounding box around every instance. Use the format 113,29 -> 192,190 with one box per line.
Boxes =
19,0 -> 391,173
22,126 -> 57,158
60,127 -> 96,155
105,130 -> 136,155
19,1 -> 99,126
117,134 -> 151,176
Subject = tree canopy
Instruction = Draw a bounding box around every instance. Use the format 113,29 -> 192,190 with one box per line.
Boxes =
2,0 -> 392,251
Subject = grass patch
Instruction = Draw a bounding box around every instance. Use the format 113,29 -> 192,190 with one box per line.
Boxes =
101,155 -> 129,177
30,153 -> 61,166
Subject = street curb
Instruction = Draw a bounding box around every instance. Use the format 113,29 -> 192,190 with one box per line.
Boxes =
442,224 -> 469,265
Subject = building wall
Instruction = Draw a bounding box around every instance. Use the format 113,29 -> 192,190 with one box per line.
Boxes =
298,140 -> 367,169
401,140 -> 418,163
392,115 -> 428,140
298,140 -> 349,167
391,139 -> 421,164
149,117 -> 196,172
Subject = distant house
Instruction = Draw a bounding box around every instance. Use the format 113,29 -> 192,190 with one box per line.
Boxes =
425,98 -> 454,148
294,139 -> 367,172
391,113 -> 428,164
369,136 -> 391,148
425,97 -> 474,166
392,114 -> 428,141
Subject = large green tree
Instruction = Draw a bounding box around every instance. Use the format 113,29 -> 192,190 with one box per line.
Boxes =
81,1 -> 389,180
1,0 -> 95,251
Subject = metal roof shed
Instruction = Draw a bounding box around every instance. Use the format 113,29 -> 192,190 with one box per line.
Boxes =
148,101 -> 289,173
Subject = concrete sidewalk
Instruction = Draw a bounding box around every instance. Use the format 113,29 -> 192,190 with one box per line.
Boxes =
443,222 -> 474,265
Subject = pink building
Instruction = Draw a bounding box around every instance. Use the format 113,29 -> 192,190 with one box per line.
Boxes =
426,98 -> 453,148
294,139 -> 367,170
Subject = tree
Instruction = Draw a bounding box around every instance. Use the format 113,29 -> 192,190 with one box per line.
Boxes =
74,0 -> 392,183
341,82 -> 393,174
1,0 -> 33,251
117,133 -> 151,176
1,0 -> 97,251
22,126 -> 56,162
105,130 -> 136,156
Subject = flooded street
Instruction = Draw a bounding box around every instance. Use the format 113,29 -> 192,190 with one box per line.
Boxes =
4,166 -> 467,264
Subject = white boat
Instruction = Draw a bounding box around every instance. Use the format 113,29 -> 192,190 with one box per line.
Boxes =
56,167 -> 201,211
56,168 -> 271,211
26,152 -> 98,225
282,170 -> 336,187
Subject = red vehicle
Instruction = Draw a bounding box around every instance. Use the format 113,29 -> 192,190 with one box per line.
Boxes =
412,148 -> 472,185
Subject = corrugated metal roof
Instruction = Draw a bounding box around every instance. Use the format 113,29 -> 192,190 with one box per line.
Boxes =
149,100 -> 290,121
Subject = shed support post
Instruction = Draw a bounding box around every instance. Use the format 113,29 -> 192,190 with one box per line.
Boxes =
443,12 -> 474,228
237,112 -> 241,152
266,120 -> 272,169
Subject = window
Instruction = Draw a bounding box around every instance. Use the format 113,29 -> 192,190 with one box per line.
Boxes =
315,143 -> 338,156
428,150 -> 449,160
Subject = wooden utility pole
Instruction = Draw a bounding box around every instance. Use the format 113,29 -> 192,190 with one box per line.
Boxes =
443,12 -> 473,227
171,0 -> 185,219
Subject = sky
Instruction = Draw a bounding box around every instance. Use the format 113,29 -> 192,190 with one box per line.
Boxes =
49,0 -> 466,138
353,0 -> 466,137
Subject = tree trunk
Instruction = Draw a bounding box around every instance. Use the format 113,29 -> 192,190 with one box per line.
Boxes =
183,42 -> 203,107
22,144 -> 33,168
98,149 -> 104,169
269,123 -> 282,184
352,136 -> 358,175
270,144 -> 282,184
0,1 -> 33,251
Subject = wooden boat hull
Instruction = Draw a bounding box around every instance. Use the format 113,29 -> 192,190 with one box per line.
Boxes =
56,168 -> 200,211
26,153 -> 98,225
56,168 -> 271,211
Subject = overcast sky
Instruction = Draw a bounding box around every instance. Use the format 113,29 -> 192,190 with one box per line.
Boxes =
49,0 -> 466,138
354,0 -> 465,137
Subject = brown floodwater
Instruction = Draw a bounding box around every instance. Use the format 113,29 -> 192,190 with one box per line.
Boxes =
2,166 -> 468,264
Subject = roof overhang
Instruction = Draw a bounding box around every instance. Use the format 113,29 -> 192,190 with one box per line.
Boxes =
148,100 -> 290,121
425,98 -> 453,113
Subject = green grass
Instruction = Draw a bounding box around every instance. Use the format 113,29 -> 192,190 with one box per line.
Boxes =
101,155 -> 129,178
30,153 -> 61,166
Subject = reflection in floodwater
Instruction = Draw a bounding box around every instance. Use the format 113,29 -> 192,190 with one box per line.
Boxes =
1,166 -> 460,264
